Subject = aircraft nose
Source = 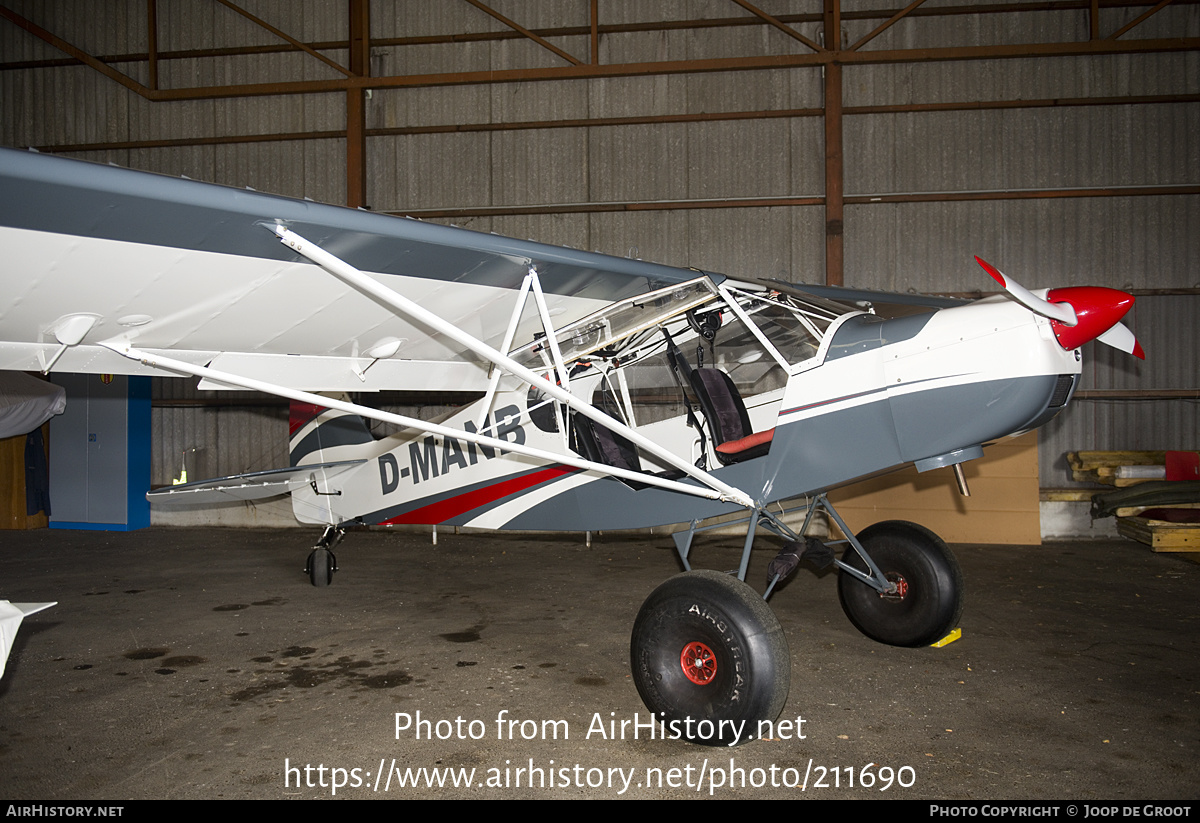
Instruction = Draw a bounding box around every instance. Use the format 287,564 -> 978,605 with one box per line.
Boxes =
975,256 -> 1145,360
1044,286 -> 1144,358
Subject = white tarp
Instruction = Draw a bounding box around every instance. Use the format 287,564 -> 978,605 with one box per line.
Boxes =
0,372 -> 66,440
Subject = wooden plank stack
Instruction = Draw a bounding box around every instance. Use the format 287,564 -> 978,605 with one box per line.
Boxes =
1116,512 -> 1200,552
1069,450 -> 1200,554
1068,450 -> 1166,486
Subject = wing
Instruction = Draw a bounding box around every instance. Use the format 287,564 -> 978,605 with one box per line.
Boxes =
0,601 -> 55,679
0,148 -> 710,392
770,280 -> 968,319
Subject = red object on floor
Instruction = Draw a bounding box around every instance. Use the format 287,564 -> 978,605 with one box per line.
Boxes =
1137,508 -> 1200,524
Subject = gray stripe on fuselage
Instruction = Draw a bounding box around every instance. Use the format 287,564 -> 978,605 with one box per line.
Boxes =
290,416 -> 376,467
889,373 -> 1061,462
0,148 -> 713,300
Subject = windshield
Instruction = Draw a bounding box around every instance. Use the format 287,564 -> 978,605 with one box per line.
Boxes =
719,285 -> 846,368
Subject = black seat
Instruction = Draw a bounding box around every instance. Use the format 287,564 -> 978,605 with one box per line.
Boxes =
570,413 -> 641,474
688,367 -> 773,464
570,412 -> 687,490
690,368 -> 751,446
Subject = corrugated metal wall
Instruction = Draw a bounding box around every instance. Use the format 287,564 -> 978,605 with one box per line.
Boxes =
0,0 -> 350,203
1039,294 -> 1199,488
1,1 -> 1196,519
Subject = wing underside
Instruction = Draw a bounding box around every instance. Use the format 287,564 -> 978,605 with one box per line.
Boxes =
0,148 -> 710,392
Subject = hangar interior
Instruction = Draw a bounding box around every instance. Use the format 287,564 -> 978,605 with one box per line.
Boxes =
1,1 -> 1199,802
1,0 -> 1196,534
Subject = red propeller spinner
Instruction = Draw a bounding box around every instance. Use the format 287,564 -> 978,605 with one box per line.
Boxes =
975,256 -> 1145,360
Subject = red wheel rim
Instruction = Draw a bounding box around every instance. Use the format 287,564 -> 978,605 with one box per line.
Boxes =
680,641 -> 717,685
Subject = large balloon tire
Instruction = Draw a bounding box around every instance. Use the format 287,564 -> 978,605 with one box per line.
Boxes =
837,521 -> 963,647
630,570 -> 790,746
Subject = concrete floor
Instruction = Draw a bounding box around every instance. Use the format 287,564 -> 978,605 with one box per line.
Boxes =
1,526 -> 1197,800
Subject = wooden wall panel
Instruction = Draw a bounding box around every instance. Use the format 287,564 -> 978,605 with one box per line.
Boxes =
0,424 -> 49,530
827,431 -> 1040,545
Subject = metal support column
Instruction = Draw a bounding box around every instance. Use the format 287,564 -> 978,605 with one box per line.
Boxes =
823,0 -> 844,288
346,0 -> 370,208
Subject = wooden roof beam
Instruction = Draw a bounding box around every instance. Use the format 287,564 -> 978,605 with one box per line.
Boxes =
847,0 -> 929,51
214,0 -> 354,77
0,4 -> 154,98
1107,0 -> 1176,39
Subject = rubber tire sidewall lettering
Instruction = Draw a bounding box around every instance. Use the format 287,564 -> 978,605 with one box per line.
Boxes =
631,569 -> 790,746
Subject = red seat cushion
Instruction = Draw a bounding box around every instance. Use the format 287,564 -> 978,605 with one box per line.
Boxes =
715,427 -> 775,455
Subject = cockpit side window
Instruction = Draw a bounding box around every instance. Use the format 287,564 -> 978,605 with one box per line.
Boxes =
600,352 -> 687,428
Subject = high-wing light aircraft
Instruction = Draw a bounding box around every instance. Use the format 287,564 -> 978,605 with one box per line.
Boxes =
0,147 -> 1142,744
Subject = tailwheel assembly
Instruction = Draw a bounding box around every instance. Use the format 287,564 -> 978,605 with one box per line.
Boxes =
305,525 -> 345,587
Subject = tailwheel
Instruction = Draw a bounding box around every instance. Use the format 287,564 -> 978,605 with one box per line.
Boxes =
305,525 -> 345,587
630,570 -> 790,746
306,547 -> 336,587
837,521 -> 963,647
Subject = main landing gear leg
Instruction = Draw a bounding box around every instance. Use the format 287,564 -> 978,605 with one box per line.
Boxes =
836,520 -> 963,647
306,524 -> 345,587
789,494 -> 962,646
631,496 -> 963,743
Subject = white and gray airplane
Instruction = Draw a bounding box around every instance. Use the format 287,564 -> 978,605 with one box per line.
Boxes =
0,147 -> 1142,740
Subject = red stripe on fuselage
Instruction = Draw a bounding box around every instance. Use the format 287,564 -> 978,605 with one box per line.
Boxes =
379,465 -> 580,526
781,387 -> 883,416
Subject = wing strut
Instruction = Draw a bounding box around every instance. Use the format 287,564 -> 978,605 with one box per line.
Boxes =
266,225 -> 757,509
100,342 -> 740,503
476,268 -> 533,429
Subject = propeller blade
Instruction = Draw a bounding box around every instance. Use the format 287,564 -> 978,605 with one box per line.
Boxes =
975,256 -> 1142,358
1096,321 -> 1146,360
975,256 -> 1076,325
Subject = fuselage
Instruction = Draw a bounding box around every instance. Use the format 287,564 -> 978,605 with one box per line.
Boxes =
290,296 -> 1081,531
0,149 -> 1086,532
